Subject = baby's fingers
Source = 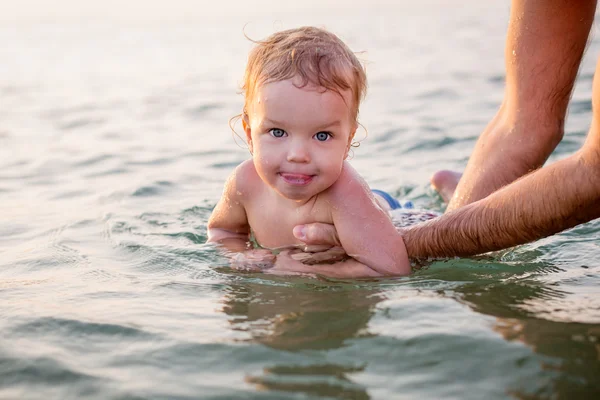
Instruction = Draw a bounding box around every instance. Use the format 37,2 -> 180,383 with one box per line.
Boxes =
230,250 -> 275,271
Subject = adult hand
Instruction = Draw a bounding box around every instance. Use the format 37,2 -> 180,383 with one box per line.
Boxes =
290,246 -> 347,265
293,223 -> 341,248
270,248 -> 384,278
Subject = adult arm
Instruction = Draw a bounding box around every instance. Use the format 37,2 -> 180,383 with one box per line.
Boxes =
407,45 -> 600,257
404,141 -> 600,258
413,54 -> 600,257
447,0 -> 596,211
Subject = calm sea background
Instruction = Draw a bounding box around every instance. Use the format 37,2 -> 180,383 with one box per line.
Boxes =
2,1 -> 600,399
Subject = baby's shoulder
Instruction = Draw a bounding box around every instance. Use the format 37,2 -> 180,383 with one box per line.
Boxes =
224,160 -> 262,197
234,159 -> 259,181
324,162 -> 371,200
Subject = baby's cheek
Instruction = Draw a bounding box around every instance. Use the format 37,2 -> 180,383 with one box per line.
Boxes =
328,158 -> 345,178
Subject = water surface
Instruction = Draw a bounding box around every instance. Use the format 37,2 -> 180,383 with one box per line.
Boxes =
1,1 -> 599,399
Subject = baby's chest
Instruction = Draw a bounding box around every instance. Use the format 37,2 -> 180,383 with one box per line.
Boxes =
247,201 -> 332,249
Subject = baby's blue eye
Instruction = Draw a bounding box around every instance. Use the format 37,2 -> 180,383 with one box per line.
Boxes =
315,132 -> 331,141
270,128 -> 286,138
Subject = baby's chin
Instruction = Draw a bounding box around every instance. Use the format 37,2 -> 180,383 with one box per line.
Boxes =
277,190 -> 315,202
272,185 -> 318,202
272,174 -> 339,202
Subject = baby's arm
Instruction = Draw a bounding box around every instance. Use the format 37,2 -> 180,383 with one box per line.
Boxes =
208,163 -> 279,270
209,161 -> 288,272
327,164 -> 411,276
207,163 -> 252,252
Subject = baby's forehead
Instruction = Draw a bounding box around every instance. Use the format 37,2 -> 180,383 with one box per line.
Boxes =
248,81 -> 357,130
254,79 -> 354,105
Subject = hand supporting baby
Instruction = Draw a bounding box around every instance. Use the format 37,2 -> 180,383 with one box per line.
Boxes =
228,243 -> 348,273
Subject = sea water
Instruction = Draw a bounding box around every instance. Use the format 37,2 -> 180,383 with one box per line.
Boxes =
1,1 -> 599,398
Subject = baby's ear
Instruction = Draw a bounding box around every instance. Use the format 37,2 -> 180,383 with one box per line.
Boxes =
242,114 -> 253,153
344,123 -> 358,159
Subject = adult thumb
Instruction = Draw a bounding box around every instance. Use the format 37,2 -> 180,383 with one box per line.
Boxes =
293,223 -> 341,247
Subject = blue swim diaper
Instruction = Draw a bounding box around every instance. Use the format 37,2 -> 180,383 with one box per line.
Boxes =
371,189 -> 414,210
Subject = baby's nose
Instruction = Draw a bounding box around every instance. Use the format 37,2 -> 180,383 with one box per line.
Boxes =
287,141 -> 310,163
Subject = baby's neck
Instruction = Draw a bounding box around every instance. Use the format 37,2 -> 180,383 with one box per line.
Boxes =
270,187 -> 320,208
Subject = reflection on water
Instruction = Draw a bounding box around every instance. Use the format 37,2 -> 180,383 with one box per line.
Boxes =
493,317 -> 600,398
440,255 -> 600,398
221,283 -> 379,350
246,364 -> 369,400
220,281 -> 382,398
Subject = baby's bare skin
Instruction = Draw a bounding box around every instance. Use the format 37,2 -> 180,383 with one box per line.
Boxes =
208,159 -> 410,277
208,77 -> 411,278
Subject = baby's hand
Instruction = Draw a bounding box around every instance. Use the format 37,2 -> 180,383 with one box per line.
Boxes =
269,249 -> 317,276
230,249 -> 276,271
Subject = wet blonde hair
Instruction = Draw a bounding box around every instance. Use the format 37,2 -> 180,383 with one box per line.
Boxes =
241,26 -> 367,124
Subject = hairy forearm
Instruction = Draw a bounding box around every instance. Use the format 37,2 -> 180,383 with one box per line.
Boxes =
404,149 -> 600,258
447,0 -> 596,210
505,0 -> 595,117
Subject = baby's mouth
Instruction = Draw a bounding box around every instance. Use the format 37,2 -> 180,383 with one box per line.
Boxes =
279,172 -> 314,186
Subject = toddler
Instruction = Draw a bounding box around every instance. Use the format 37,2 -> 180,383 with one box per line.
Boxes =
207,26 -> 410,277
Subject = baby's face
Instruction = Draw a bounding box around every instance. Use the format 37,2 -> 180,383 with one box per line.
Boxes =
244,78 -> 356,202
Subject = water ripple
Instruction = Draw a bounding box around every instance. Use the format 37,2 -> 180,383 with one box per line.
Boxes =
9,316 -> 158,341
0,354 -> 101,392
131,181 -> 175,197
183,103 -> 223,118
57,117 -> 106,131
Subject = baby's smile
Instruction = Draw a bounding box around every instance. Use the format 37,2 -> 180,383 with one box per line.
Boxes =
278,172 -> 315,186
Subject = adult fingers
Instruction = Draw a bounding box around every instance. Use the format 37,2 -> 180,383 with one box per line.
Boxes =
293,223 -> 341,247
290,246 -> 347,265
